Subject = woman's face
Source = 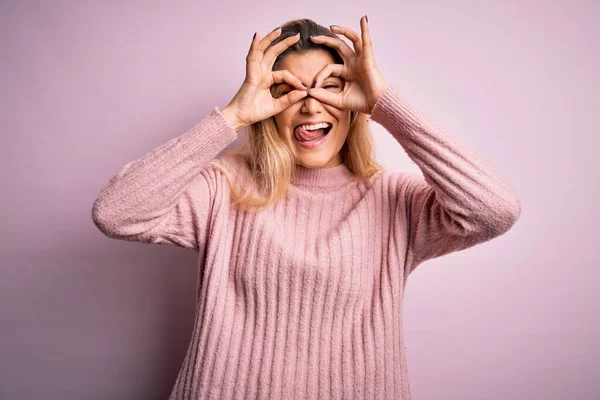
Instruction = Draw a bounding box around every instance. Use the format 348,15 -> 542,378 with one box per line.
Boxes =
272,49 -> 350,169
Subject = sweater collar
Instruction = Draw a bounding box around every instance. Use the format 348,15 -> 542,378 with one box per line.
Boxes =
291,162 -> 354,189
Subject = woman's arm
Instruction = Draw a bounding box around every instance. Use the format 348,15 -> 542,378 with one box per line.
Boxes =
370,84 -> 522,275
91,107 -> 239,252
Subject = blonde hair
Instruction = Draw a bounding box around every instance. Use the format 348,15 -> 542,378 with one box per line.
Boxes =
211,18 -> 383,212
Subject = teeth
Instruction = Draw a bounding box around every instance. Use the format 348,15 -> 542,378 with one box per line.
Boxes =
301,122 -> 331,131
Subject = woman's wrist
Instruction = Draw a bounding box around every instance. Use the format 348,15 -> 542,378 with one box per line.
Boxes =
221,105 -> 246,132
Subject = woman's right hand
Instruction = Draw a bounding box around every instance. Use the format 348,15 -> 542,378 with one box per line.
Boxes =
222,27 -> 309,131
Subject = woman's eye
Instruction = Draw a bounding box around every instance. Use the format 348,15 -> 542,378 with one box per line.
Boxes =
276,84 -> 338,97
324,84 -> 342,93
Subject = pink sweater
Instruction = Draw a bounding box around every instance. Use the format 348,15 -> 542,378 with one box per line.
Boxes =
92,84 -> 521,400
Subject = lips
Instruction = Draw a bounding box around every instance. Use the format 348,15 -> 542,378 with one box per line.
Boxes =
293,121 -> 332,132
293,122 -> 333,142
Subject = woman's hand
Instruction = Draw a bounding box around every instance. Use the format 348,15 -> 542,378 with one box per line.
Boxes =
307,15 -> 389,114
222,28 -> 309,131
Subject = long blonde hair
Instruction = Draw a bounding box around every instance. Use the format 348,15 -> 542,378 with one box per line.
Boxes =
211,18 -> 383,212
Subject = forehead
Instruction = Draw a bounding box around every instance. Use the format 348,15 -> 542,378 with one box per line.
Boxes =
276,49 -> 340,83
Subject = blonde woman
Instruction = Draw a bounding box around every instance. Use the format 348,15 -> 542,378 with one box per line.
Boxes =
92,15 -> 521,400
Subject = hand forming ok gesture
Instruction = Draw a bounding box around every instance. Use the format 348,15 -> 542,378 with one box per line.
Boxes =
307,15 -> 390,115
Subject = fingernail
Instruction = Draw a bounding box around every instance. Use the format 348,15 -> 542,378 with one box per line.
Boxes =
365,15 -> 368,23
272,26 -> 280,32
311,80 -> 316,88
329,25 -> 338,29
302,82 -> 309,88
253,32 -> 256,40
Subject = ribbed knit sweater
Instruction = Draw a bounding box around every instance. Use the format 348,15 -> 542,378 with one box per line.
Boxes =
92,84 -> 521,400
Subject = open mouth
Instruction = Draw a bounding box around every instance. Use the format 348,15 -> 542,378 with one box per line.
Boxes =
293,123 -> 333,143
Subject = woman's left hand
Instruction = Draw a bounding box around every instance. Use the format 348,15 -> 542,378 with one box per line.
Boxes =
307,15 -> 389,114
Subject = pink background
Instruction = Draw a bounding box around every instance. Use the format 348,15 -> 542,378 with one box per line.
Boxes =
2,0 -> 598,399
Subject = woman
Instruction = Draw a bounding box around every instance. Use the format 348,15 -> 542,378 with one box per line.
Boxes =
92,16 -> 521,400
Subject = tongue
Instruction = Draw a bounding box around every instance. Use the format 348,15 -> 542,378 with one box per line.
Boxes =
294,126 -> 326,142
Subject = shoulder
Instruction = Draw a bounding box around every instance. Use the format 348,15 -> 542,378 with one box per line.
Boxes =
212,152 -> 250,174
199,151 -> 253,188
372,167 -> 424,190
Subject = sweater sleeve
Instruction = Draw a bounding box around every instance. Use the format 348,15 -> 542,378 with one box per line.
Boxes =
369,84 -> 522,275
91,107 -> 238,252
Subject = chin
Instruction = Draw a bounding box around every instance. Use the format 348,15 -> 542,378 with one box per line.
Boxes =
296,154 -> 336,168
287,130 -> 345,168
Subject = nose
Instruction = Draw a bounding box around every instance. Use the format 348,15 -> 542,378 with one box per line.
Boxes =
300,94 -> 325,114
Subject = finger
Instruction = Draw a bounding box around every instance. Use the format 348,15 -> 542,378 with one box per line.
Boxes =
309,34 -> 355,63
329,25 -> 363,57
273,89 -> 309,113
263,33 -> 301,67
245,32 -> 264,82
271,69 -> 307,92
257,27 -> 284,54
312,63 -> 345,89
360,15 -> 375,61
246,31 -> 260,63
306,87 -> 344,109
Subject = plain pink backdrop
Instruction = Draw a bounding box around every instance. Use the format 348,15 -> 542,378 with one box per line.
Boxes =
1,1 -> 598,399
